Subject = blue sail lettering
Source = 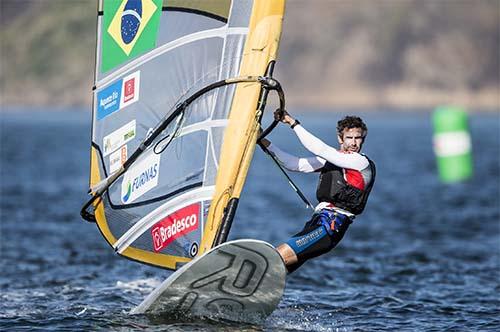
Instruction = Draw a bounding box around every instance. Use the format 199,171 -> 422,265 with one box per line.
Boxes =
130,163 -> 159,193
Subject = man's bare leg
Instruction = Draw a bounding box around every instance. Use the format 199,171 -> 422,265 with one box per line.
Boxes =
276,243 -> 298,268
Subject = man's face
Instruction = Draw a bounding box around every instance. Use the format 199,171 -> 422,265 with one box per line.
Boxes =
338,127 -> 365,153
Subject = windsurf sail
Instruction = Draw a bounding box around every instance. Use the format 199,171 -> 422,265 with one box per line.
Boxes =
81,0 -> 286,270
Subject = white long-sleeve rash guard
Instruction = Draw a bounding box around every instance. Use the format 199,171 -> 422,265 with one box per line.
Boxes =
266,124 -> 369,173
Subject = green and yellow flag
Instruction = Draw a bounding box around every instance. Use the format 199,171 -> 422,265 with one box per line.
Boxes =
101,0 -> 162,73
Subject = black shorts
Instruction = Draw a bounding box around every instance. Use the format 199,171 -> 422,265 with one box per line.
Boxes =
285,209 -> 352,273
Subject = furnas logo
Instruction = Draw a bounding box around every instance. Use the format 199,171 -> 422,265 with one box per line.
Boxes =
151,203 -> 200,252
121,153 -> 160,203
101,0 -> 162,72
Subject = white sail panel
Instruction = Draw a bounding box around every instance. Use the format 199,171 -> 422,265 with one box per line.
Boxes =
84,0 -> 285,270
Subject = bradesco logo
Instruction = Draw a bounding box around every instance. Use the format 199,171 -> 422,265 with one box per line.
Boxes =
151,203 -> 200,252
121,153 -> 160,203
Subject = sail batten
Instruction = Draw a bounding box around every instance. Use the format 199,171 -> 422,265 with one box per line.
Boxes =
84,0 -> 285,271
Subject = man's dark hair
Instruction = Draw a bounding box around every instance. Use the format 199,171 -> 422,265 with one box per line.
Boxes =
336,116 -> 368,138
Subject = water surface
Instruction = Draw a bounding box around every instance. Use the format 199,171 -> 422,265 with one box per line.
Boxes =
1,110 -> 499,331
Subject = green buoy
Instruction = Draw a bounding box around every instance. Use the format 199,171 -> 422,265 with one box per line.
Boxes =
432,106 -> 473,183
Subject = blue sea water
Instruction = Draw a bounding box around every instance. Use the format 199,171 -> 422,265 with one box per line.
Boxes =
0,109 -> 499,331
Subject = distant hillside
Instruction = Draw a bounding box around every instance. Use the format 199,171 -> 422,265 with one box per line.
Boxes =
1,0 -> 96,106
277,0 -> 499,109
1,0 -> 499,110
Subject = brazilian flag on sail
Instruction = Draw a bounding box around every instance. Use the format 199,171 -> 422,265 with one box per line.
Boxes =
101,0 -> 162,73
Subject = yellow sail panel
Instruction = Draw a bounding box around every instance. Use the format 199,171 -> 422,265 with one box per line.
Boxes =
200,0 -> 286,255
121,246 -> 191,269
90,146 -> 118,246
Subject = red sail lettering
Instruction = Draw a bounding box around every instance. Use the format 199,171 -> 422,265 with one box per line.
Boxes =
151,203 -> 200,252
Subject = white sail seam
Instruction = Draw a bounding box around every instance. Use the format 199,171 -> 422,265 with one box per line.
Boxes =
177,119 -> 228,138
210,136 -> 220,170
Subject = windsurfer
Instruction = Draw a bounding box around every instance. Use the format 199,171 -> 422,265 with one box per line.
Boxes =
260,111 -> 376,273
